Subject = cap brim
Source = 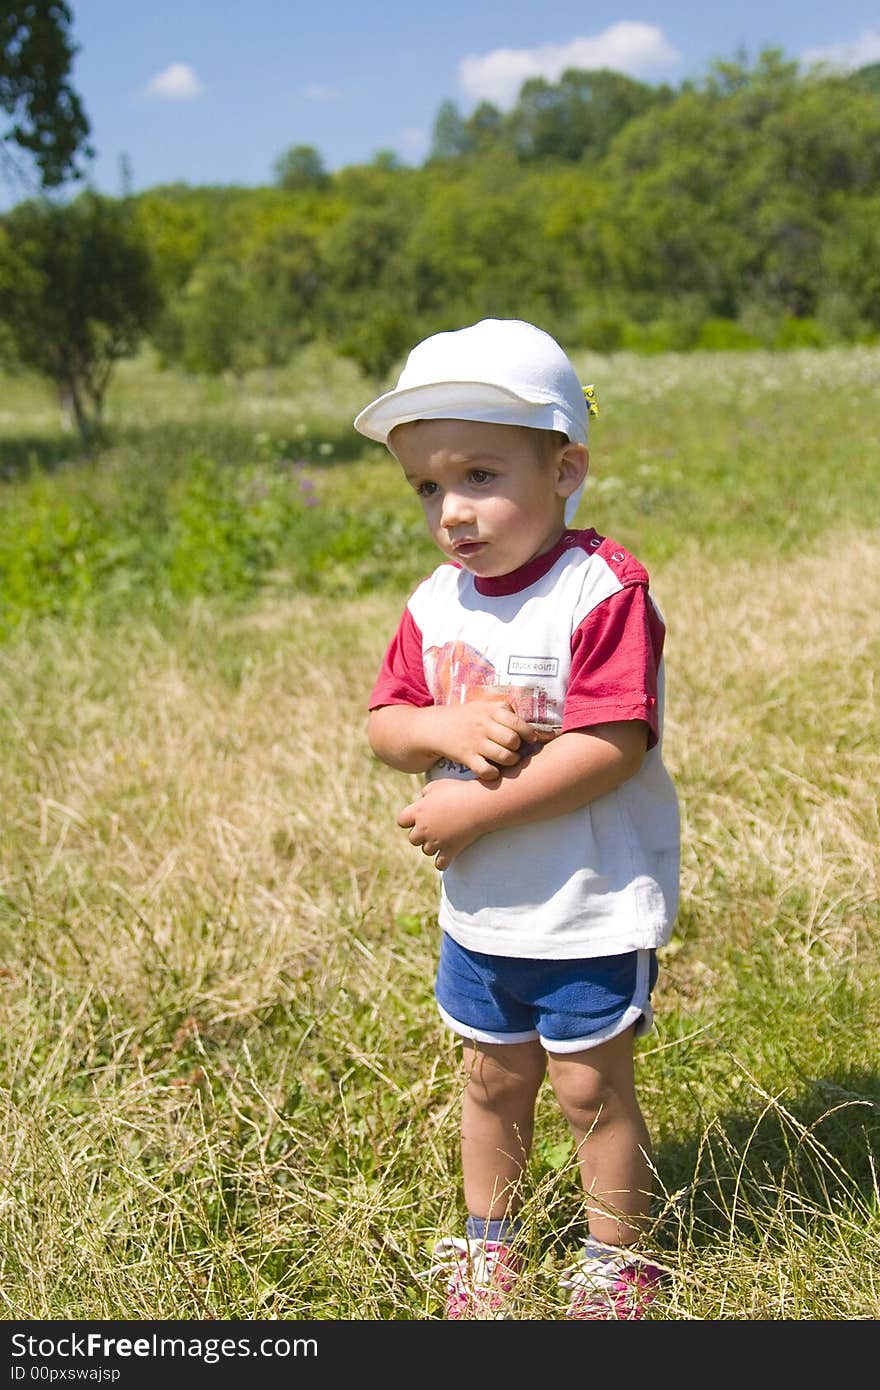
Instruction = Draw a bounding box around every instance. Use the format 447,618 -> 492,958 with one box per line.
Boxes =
353,380 -> 541,443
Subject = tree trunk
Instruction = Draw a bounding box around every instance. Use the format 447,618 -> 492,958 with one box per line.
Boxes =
69,381 -> 92,444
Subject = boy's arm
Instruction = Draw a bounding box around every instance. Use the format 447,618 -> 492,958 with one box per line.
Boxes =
368,698 -> 540,781
397,721 -> 648,868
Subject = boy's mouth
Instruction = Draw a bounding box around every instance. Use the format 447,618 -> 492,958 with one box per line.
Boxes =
451,540 -> 486,557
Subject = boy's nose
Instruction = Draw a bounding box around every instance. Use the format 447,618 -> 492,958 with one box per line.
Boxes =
440,491 -> 474,528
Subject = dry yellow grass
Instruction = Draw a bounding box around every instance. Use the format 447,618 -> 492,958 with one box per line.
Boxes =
0,526 -> 877,1318
664,527 -> 879,956
5,529 -> 875,988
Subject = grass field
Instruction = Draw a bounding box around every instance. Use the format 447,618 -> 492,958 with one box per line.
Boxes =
0,344 -> 878,1320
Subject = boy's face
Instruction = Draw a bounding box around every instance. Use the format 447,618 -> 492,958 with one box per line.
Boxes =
391,418 -> 588,579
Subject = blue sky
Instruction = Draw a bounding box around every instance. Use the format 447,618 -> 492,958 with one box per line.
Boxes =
14,2 -> 880,200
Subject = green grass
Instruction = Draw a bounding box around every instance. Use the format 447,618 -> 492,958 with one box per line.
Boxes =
2,342 -> 880,638
0,345 -> 878,1319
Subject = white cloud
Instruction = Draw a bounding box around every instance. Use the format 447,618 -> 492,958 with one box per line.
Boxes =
303,82 -> 342,102
458,22 -> 682,108
145,63 -> 204,100
801,28 -> 880,72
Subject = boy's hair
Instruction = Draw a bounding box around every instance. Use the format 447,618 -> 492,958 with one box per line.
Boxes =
388,418 -> 569,457
353,318 -> 593,524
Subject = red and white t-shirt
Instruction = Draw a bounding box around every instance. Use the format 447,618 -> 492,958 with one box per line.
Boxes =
371,529 -> 680,959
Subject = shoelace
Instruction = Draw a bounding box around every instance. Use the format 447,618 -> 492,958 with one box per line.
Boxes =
559,1248 -> 665,1320
425,1238 -> 520,1319
558,1251 -> 627,1295
424,1237 -> 515,1287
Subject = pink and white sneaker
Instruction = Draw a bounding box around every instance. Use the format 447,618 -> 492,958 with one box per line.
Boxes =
428,1237 -> 522,1320
560,1246 -> 663,1320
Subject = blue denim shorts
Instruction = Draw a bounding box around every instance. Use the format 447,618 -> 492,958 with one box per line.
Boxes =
435,932 -> 658,1054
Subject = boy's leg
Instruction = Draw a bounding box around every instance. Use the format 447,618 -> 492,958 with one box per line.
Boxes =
429,1038 -> 545,1319
546,1025 -> 652,1247
460,1038 -> 546,1222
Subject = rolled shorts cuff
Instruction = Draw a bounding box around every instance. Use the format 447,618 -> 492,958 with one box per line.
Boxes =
437,997 -> 654,1053
436,1000 -> 539,1047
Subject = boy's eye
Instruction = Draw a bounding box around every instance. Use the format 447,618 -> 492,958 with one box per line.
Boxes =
469,469 -> 493,485
416,481 -> 438,497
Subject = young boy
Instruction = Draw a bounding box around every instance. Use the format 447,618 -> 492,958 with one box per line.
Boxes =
355,318 -> 680,1319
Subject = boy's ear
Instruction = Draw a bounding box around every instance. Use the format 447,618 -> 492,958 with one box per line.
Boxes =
555,442 -> 589,501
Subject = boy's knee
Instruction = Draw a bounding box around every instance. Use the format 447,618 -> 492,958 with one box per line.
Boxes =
548,1052 -> 629,1126
463,1042 -> 546,1107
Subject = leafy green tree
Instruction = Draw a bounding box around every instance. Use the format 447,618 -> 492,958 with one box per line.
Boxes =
35,42 -> 878,385
0,192 -> 161,438
463,101 -> 504,153
507,68 -> 669,163
370,148 -> 402,171
136,181 -> 344,373
245,225 -> 323,365
0,1 -> 92,189
847,62 -> 880,97
272,143 -> 329,191
319,200 -> 418,376
133,186 -> 215,296
403,164 -> 569,331
821,193 -> 880,334
429,71 -> 670,168
428,100 -> 471,160
172,256 -> 254,377
601,50 -> 880,326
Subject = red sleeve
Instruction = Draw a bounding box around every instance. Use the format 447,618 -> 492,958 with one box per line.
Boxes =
369,607 -> 434,710
562,583 -> 665,748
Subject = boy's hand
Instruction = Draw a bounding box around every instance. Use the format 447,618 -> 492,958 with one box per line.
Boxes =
431,695 -> 538,781
397,779 -> 486,870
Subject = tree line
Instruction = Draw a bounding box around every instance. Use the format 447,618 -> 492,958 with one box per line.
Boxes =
2,36 -> 880,439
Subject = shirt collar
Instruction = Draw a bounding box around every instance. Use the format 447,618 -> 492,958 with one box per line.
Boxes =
474,529 -> 581,597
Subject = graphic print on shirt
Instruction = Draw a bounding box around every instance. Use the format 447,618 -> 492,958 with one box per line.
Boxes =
424,640 -> 563,729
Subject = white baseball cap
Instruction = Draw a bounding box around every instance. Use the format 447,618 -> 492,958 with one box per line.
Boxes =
353,318 -> 593,524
